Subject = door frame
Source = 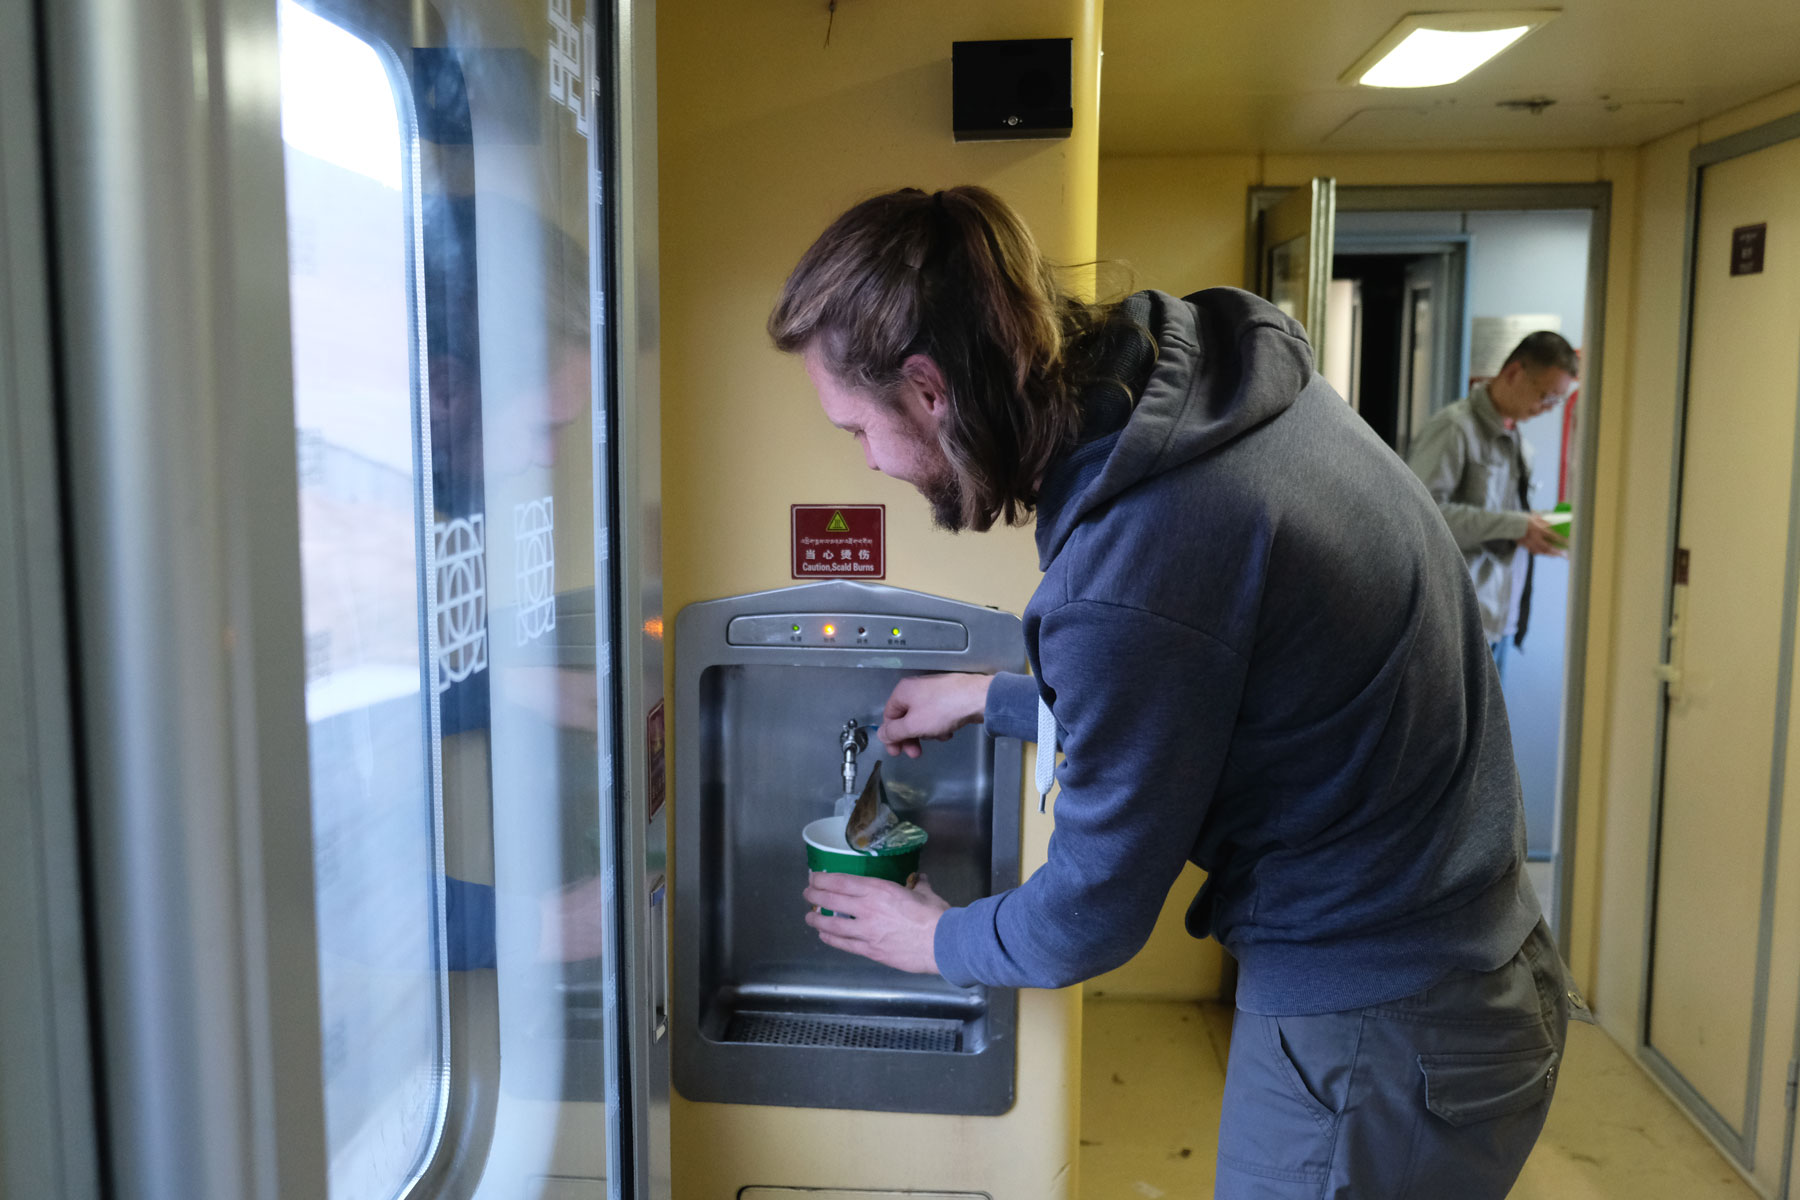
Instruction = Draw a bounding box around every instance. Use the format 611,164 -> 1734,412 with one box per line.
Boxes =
596,0 -> 671,1192
1640,109 -> 1800,1184
40,0 -> 335,1193
1249,182 -> 1611,968
1251,177 -> 1338,358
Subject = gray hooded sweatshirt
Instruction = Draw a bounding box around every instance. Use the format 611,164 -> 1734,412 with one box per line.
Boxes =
931,288 -> 1541,1016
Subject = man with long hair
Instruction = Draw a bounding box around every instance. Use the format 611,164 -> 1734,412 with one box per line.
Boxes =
778,185 -> 1573,1197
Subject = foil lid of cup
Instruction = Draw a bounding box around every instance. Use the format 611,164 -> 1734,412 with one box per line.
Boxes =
864,820 -> 927,855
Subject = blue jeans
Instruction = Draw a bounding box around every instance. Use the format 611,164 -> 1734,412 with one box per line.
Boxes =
1215,920 -> 1570,1198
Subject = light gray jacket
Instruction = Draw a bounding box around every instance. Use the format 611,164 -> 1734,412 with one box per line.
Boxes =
1407,384 -> 1531,641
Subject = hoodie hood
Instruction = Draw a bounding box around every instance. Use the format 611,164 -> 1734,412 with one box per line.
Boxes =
1034,288 -> 1315,569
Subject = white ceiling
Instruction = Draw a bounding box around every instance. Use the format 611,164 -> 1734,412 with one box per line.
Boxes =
1099,0 -> 1800,155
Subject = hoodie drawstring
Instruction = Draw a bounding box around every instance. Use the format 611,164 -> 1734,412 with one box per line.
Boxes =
1036,696 -> 1056,812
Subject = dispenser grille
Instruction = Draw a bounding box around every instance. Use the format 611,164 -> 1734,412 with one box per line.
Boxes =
723,1010 -> 963,1053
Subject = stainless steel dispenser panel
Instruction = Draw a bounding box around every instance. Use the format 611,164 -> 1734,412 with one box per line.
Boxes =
674,581 -> 1027,1115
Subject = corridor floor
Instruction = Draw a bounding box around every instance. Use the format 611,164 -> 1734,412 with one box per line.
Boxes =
1080,999 -> 1758,1199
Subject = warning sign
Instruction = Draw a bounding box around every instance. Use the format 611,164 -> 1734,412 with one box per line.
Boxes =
792,504 -> 885,579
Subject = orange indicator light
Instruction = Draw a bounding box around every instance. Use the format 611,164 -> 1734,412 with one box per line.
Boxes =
823,624 -> 836,637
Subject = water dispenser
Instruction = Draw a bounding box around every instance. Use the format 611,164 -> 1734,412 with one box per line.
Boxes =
672,581 -> 1027,1114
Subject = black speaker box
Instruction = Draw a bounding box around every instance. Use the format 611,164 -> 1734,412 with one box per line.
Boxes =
951,38 -> 1073,142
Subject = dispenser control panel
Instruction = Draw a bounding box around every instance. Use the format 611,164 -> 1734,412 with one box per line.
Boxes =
726,612 -> 969,651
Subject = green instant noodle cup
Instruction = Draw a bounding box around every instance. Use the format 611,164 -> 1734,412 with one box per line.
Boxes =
803,815 -> 926,916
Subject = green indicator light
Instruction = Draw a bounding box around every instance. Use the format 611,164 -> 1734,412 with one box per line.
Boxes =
791,624 -> 801,633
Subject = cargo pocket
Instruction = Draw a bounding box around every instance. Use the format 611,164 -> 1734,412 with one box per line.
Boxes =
1417,1045 -> 1558,1127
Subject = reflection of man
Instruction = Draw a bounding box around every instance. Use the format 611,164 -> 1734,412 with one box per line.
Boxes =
429,202 -> 602,971
1407,332 -> 1577,670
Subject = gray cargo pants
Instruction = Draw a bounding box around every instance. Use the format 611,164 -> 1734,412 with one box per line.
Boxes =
1215,920 -> 1572,1198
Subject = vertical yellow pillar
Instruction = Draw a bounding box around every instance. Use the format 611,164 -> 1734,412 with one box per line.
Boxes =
658,1 -> 1100,1194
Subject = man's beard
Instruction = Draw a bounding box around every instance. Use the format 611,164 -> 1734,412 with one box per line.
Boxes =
919,467 -> 967,533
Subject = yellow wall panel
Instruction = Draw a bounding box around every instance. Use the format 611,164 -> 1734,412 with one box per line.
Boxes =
1696,83 -> 1800,143
1097,154 -> 1257,293
658,1 -> 1100,1194
1569,145 -> 1641,1005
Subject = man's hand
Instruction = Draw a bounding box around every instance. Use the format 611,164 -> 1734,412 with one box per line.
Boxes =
803,872 -> 949,974
878,673 -> 992,758
1519,513 -> 1568,558
538,875 -> 606,962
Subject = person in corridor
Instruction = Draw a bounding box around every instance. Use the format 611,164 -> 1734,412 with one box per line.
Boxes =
780,185 -> 1573,1197
1407,331 -> 1579,674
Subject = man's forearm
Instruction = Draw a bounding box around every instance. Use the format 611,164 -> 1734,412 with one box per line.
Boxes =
1436,501 -> 1531,551
983,671 -> 1040,742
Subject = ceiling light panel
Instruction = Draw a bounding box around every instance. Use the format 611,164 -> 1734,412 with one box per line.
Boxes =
1344,10 -> 1560,89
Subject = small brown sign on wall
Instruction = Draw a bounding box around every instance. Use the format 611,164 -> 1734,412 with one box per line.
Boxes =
792,504 -> 885,579
1732,223 -> 1767,276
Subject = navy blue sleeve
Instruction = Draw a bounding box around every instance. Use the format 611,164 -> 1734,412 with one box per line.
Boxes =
935,600 -> 1247,989
444,875 -> 497,971
983,670 -> 1040,743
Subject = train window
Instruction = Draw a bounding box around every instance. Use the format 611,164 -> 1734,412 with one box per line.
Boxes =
279,4 -> 448,1199
281,0 -> 617,1194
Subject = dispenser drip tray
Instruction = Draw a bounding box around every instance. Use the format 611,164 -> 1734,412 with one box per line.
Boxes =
723,1009 -> 963,1053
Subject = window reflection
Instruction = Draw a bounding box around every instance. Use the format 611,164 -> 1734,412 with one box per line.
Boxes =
282,0 -> 616,1191
279,4 -> 447,1199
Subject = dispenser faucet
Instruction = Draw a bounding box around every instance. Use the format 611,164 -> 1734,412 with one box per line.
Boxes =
839,719 -> 868,794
